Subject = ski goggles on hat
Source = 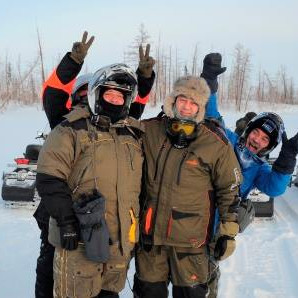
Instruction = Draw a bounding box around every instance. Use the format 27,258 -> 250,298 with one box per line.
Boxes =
170,120 -> 196,136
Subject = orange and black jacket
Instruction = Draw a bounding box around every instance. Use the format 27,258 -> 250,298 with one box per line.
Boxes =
42,52 -> 155,129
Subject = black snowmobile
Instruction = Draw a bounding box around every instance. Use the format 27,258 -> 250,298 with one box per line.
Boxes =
248,157 -> 276,218
1,134 -> 46,208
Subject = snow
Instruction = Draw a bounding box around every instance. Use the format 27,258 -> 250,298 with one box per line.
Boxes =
0,102 -> 298,298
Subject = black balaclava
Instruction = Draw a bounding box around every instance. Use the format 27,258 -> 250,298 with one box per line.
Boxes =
97,88 -> 127,124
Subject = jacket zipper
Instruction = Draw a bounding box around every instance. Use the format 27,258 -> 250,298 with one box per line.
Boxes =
126,143 -> 134,170
153,138 -> 167,181
176,150 -> 188,185
72,166 -> 89,194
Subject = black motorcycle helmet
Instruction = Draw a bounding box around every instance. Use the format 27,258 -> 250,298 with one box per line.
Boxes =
241,112 -> 285,156
87,63 -> 137,123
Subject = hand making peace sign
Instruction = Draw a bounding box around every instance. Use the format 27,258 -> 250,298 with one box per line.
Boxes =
138,44 -> 155,78
70,31 -> 95,64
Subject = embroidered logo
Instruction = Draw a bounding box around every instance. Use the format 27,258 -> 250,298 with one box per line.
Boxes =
230,167 -> 241,191
186,159 -> 198,166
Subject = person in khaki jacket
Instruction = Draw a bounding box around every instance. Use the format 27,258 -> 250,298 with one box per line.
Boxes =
133,76 -> 242,298
36,62 -> 145,298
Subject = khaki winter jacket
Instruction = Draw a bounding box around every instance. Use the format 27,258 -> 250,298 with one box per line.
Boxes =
37,107 -> 144,256
141,116 -> 242,249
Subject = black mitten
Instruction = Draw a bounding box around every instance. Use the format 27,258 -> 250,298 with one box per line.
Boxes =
214,221 -> 238,261
201,53 -> 226,93
214,235 -> 235,261
273,132 -> 298,174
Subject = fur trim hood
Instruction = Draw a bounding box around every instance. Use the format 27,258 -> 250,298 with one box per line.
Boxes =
163,76 -> 210,123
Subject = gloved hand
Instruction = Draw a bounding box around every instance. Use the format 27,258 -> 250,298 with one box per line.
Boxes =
138,44 -> 155,78
59,222 -> 80,250
237,199 -> 255,233
73,190 -> 110,262
70,31 -> 95,64
235,112 -> 257,136
273,131 -> 298,174
201,53 -> 226,93
214,221 -> 238,261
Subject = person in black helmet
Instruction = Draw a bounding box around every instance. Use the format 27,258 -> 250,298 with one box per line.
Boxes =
36,60 -> 146,298
202,52 -> 298,298
34,31 -> 155,298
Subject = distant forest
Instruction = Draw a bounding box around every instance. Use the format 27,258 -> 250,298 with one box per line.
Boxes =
1,24 -> 297,111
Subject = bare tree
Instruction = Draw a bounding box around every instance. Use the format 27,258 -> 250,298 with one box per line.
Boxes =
228,44 -> 251,111
37,27 -> 46,83
191,44 -> 199,76
124,23 -> 151,68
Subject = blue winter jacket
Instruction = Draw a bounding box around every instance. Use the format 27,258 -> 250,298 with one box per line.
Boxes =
205,93 -> 291,199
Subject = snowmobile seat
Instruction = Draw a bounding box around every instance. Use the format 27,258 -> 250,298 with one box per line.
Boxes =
24,144 -> 42,163
252,197 -> 274,217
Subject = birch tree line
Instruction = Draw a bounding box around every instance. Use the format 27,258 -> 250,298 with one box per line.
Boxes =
0,24 -> 297,111
0,29 -> 45,111
125,24 -> 298,110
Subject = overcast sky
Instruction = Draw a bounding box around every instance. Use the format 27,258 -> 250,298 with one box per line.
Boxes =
1,0 -> 298,83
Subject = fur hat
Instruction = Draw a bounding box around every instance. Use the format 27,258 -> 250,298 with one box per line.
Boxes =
163,76 -> 210,123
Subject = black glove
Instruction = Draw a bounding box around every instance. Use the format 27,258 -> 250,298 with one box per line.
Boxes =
235,112 -> 256,136
59,222 -> 80,250
201,53 -> 226,93
214,221 -> 238,260
214,235 -> 235,261
70,31 -> 95,64
138,44 -> 155,78
273,131 -> 298,174
237,199 -> 255,233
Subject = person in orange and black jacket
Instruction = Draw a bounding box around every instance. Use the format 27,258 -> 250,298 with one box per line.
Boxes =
34,31 -> 155,298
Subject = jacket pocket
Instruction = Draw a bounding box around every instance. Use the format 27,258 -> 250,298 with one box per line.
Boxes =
167,208 -> 207,248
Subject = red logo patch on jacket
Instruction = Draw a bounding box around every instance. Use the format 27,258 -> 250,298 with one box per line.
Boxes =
186,159 -> 198,166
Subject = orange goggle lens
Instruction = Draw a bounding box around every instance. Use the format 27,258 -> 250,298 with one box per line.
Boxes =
171,122 -> 196,135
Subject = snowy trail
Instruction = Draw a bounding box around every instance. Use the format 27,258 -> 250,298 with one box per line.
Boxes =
220,192 -> 298,298
1,105 -> 298,297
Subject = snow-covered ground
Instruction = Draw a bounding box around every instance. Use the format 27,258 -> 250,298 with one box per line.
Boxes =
0,103 -> 298,298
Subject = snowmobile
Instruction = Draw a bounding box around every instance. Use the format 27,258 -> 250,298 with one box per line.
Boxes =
248,189 -> 274,218
248,157 -> 277,218
1,133 -> 46,208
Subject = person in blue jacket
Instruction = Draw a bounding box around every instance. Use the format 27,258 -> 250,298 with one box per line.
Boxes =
201,53 -> 298,298
202,53 -> 298,201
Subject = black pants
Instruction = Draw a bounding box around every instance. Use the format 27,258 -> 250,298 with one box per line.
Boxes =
133,275 -> 208,298
35,226 -> 55,298
96,289 -> 119,298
